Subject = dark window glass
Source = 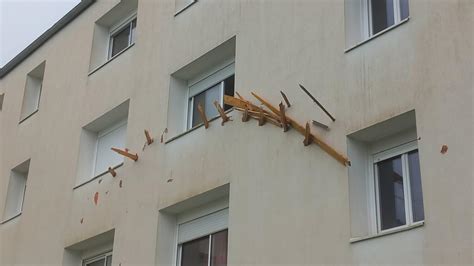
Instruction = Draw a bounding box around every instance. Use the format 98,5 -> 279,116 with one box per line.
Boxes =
223,75 -> 235,111
111,25 -> 131,57
105,255 -> 112,266
377,155 -> 406,230
400,0 -> 409,20
191,83 -> 221,128
408,150 -> 424,222
211,230 -> 228,266
371,0 -> 395,35
86,258 -> 105,266
181,236 -> 209,266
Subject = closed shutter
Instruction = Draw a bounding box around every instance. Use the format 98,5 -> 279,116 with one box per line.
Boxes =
177,208 -> 228,244
94,121 -> 127,176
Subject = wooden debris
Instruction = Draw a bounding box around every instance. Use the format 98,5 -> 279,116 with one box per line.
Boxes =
160,128 -> 168,143
236,91 -> 245,100
279,102 -> 289,132
111,147 -> 139,161
280,91 -> 291,107
312,120 -> 329,130
299,84 -> 336,122
213,101 -> 231,125
304,122 -> 312,146
197,103 -> 209,129
224,95 -> 280,121
250,92 -> 349,166
258,109 -> 266,126
441,145 -> 448,154
108,167 -> 117,177
242,107 -> 250,122
144,129 -> 154,145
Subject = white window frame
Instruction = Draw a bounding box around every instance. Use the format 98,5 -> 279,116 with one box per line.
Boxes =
92,119 -> 127,178
185,62 -> 235,130
369,141 -> 424,235
83,251 -> 112,266
367,0 -> 407,37
108,12 -> 137,59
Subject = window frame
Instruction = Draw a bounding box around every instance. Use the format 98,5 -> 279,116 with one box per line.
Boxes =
108,12 -> 137,59
92,119 -> 127,178
185,62 -> 235,130
367,0 -> 405,37
370,141 -> 424,235
83,251 -> 113,266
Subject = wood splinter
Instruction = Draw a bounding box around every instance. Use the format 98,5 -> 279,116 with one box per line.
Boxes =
197,103 -> 209,129
242,107 -> 250,122
280,91 -> 291,108
258,109 -> 266,126
213,101 -> 231,125
111,147 -> 139,161
299,84 -> 336,122
304,122 -> 312,146
279,102 -> 289,132
144,129 -> 154,145
312,120 -> 329,130
108,167 -> 117,177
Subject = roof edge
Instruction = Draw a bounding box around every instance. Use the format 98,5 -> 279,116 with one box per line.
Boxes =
0,0 -> 95,79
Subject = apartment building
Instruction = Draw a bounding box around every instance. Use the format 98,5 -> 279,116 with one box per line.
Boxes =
0,0 -> 472,265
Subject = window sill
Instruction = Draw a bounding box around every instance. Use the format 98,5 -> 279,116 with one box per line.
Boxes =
165,109 -> 233,144
88,43 -> 135,76
73,163 -> 124,190
174,0 -> 197,16
350,221 -> 424,243
1,212 -> 21,225
19,109 -> 39,124
345,18 -> 410,53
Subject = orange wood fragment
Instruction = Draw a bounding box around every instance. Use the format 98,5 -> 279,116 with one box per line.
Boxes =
111,147 -> 138,161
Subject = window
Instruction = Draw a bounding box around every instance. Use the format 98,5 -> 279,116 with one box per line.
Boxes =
109,16 -> 137,58
188,75 -> 234,129
2,159 -> 30,222
76,100 -> 129,187
177,208 -> 229,266
20,61 -> 45,122
167,37 -> 236,138
347,110 -> 424,240
373,145 -> 424,232
345,0 -> 409,48
83,252 -> 112,266
89,0 -> 138,72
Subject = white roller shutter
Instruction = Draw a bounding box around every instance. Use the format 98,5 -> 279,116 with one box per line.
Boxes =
177,208 -> 228,244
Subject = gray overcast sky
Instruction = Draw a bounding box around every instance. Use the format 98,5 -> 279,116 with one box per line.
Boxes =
0,0 -> 80,67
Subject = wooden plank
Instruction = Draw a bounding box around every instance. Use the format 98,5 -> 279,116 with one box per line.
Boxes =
197,103 -> 209,129
299,84 -> 336,122
304,122 -> 312,146
251,92 -> 349,166
279,102 -> 289,132
144,129 -> 154,145
312,120 -> 329,130
213,101 -> 230,125
111,147 -> 138,161
108,167 -> 117,177
224,95 -> 280,121
280,91 -> 291,107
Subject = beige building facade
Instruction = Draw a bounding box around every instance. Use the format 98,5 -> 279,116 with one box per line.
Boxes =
0,0 -> 472,265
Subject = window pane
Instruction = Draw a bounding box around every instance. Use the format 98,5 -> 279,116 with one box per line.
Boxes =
400,0 -> 409,20
86,258 -> 105,266
377,155 -> 406,230
111,26 -> 130,57
211,230 -> 228,266
223,76 -> 235,111
408,150 -> 424,222
105,255 -> 112,266
192,83 -> 221,127
371,0 -> 395,35
181,236 -> 209,266
94,123 -> 127,176
131,19 -> 137,44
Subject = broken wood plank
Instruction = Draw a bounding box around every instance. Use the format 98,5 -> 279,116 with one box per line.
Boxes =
111,148 -> 138,161
234,107 -> 281,126
279,102 -> 289,132
197,103 -> 209,129
251,92 -> 349,166
299,84 -> 336,122
144,129 -> 154,145
224,95 -> 280,121
304,122 -> 312,146
280,91 -> 291,107
213,101 -> 231,125
242,107 -> 250,122
312,120 -> 329,130
258,109 -> 266,126
108,167 -> 117,177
